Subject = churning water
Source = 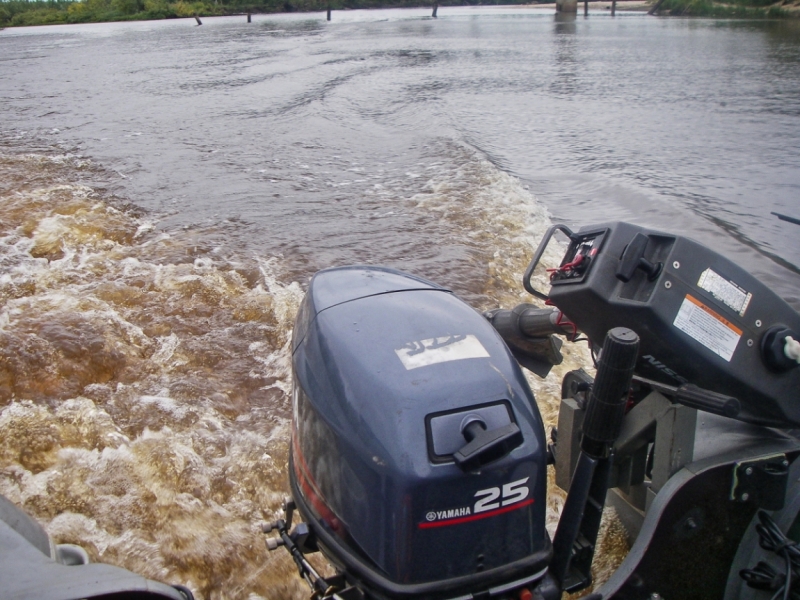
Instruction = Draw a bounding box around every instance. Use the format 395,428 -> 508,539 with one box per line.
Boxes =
0,7 -> 798,598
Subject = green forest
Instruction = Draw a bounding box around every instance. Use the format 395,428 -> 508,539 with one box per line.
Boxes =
650,0 -> 791,15
0,0 -> 513,27
0,0 -> 794,29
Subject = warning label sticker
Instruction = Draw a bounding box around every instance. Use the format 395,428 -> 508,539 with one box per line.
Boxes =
697,268 -> 752,317
673,295 -> 742,362
395,334 -> 490,370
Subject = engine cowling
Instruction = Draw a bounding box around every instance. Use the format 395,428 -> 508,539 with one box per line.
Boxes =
290,266 -> 551,598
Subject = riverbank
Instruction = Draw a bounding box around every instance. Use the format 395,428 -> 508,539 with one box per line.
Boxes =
646,0 -> 797,16
535,0 -> 797,15
1,0 -> 798,27
529,1 -> 651,10
533,0 -> 797,15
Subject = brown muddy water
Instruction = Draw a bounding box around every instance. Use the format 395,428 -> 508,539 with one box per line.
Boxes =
0,145 -> 601,598
1,7 -> 799,599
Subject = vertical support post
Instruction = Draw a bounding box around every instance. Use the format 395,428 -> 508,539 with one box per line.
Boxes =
611,0 -> 616,15
555,397 -> 586,493
432,2 -> 438,17
550,328 -> 640,592
327,7 -> 331,20
649,405 -> 697,494
247,12 -> 251,22
557,0 -> 578,13
194,15 -> 202,25
584,0 -> 588,15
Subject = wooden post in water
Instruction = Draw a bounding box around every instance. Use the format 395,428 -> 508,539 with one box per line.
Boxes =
584,0 -> 588,15
432,2 -> 438,17
194,15 -> 202,25
611,0 -> 616,15
247,12 -> 251,22
327,6 -> 331,20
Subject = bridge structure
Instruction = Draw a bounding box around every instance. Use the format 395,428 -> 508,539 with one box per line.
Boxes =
556,0 -> 619,14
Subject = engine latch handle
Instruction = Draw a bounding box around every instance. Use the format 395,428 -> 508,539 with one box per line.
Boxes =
453,422 -> 523,471
616,233 -> 663,282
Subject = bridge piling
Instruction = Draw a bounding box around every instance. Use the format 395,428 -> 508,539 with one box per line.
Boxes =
556,0 -> 579,13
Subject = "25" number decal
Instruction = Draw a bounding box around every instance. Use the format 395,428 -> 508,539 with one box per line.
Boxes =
473,477 -> 530,513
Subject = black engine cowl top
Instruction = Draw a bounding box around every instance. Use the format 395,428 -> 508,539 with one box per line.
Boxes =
290,267 -> 551,597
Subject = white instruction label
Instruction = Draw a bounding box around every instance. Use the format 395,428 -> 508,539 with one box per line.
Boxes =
673,295 -> 742,362
697,268 -> 752,317
395,334 -> 490,370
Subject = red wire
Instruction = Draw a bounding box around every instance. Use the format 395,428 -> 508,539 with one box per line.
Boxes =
561,254 -> 585,270
547,253 -> 584,280
543,300 -> 581,342
555,310 -> 578,341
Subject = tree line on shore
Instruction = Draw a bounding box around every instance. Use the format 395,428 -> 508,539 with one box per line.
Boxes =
652,0 -> 789,16
0,0 -> 791,29
0,0 -> 514,27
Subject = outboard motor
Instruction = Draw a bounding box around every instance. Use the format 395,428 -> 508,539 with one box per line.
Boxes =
288,267 -> 552,599
267,222 -> 800,600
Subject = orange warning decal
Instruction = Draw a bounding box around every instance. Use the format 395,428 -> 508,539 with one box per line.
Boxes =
684,295 -> 743,335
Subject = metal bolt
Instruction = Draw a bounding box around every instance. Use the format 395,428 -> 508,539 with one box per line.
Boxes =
686,517 -> 697,529
745,467 -> 753,475
673,261 -> 680,269
665,281 -> 672,289
747,339 -> 754,347
783,460 -> 790,467
741,493 -> 750,502
651,594 -> 662,600
756,320 -> 762,327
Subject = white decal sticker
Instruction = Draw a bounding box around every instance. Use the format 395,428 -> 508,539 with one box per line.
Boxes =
697,268 -> 752,317
395,334 -> 489,371
673,295 -> 742,362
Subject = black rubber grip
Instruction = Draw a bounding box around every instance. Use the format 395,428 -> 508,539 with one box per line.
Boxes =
676,384 -> 741,419
516,305 -> 562,338
581,327 -> 640,458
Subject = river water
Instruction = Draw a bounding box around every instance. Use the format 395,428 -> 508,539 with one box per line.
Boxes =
0,7 -> 798,599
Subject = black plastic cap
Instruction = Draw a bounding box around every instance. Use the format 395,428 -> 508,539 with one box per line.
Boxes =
581,327 -> 640,457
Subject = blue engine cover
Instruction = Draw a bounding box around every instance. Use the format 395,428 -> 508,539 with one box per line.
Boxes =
291,267 -> 550,593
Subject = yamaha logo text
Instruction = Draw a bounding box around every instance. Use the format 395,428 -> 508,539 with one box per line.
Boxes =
419,477 -> 531,529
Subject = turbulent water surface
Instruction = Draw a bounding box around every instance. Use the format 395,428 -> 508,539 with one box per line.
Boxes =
0,7 -> 799,599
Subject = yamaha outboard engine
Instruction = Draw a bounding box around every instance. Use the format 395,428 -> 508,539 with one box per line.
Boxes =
269,222 -> 800,600
288,267 -> 552,599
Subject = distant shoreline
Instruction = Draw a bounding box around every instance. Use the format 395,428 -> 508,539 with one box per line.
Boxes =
1,0 -> 796,29
525,0 -> 651,9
